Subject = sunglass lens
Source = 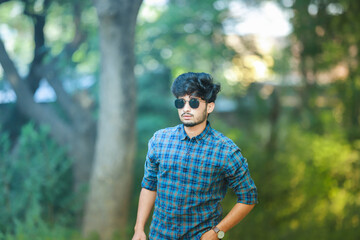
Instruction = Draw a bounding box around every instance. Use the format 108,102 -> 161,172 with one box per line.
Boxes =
189,98 -> 200,108
175,99 -> 185,109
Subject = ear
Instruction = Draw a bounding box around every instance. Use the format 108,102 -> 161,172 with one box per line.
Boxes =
207,102 -> 215,114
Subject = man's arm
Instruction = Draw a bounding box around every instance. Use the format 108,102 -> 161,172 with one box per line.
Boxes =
132,188 -> 157,240
200,203 -> 255,240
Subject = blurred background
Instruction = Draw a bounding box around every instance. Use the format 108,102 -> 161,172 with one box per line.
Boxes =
0,0 -> 359,239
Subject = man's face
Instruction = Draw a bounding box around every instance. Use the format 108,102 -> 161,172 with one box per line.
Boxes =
176,95 -> 214,127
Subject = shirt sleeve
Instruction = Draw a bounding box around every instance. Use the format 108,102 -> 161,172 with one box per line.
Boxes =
225,148 -> 258,204
141,133 -> 159,191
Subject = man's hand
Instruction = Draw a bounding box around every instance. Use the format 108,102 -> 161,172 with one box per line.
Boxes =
132,230 -> 147,240
200,229 -> 219,240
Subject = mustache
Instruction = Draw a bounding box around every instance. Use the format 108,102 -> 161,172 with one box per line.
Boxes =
181,113 -> 194,117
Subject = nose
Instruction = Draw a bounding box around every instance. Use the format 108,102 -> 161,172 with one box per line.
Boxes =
183,101 -> 191,112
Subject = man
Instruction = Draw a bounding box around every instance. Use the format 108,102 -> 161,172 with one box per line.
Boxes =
132,72 -> 258,240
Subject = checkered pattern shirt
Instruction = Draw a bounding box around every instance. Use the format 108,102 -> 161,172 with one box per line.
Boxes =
141,122 -> 258,239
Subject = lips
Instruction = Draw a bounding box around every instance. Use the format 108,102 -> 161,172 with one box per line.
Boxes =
182,114 -> 193,119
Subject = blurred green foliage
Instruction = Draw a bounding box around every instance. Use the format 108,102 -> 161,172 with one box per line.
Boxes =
248,127 -> 358,239
0,217 -> 87,240
0,123 -> 81,237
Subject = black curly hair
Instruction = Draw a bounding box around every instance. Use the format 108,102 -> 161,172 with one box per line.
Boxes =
171,72 -> 221,103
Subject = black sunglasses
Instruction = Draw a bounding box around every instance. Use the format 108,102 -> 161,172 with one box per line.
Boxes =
174,98 -> 205,109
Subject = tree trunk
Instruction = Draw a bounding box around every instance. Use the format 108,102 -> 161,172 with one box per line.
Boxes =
82,0 -> 142,239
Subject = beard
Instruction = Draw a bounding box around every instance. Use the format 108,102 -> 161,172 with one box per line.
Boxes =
181,108 -> 208,127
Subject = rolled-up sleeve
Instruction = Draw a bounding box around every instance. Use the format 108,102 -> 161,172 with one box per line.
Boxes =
141,134 -> 159,191
225,149 -> 258,204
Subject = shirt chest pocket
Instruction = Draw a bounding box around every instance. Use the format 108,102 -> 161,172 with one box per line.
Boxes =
191,161 -> 222,193
158,159 -> 174,176
157,157 -> 180,183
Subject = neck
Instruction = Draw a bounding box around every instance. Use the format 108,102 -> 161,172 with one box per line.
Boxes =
184,120 -> 207,138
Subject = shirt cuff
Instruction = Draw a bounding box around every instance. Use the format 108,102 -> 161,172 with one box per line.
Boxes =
141,179 -> 157,191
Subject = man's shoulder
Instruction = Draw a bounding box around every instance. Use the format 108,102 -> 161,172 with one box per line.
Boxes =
209,128 -> 239,151
153,124 -> 182,139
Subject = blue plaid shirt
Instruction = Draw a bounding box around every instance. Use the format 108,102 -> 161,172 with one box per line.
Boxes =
141,122 -> 258,239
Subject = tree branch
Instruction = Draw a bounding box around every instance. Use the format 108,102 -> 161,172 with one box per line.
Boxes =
52,2 -> 87,61
0,0 -> 11,5
38,2 -> 93,132
1,1 -> 93,136
45,70 -> 95,133
22,0 -> 53,93
25,13 -> 48,93
0,38 -> 75,146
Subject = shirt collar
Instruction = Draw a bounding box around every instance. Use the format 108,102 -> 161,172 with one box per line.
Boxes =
179,124 -> 188,141
179,121 -> 212,142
